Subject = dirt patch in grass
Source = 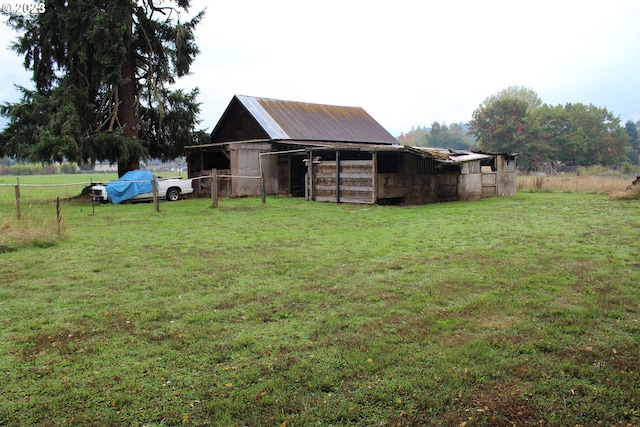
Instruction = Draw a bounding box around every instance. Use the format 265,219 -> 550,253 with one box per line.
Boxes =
19,328 -> 97,361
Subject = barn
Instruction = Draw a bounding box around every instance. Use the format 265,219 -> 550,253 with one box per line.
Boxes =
186,95 -> 517,204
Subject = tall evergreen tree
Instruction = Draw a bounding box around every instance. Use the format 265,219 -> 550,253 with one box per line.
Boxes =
0,1 -> 204,176
624,119 -> 639,165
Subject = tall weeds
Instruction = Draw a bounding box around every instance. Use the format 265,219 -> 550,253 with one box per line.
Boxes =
0,215 -> 63,252
518,174 -> 634,194
610,184 -> 640,200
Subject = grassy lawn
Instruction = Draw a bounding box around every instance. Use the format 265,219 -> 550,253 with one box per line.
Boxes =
0,181 -> 639,426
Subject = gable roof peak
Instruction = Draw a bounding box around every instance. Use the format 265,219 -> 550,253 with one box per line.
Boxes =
230,95 -> 398,144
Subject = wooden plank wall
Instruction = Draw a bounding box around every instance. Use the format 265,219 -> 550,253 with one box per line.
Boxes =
313,160 -> 375,204
194,169 -> 231,198
481,173 -> 497,197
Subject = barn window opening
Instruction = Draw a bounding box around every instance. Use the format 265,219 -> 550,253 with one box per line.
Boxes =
377,152 -> 401,173
481,158 -> 496,172
188,150 -> 230,176
468,161 -> 480,174
504,157 -> 516,173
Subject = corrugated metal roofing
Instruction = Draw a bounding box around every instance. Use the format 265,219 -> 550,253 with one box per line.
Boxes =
404,146 -> 495,163
235,95 -> 398,145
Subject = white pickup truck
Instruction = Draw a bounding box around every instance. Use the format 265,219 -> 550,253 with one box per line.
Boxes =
91,170 -> 194,204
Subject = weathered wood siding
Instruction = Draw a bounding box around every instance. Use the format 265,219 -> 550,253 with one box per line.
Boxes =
481,173 -> 497,197
313,160 -> 375,204
194,169 -> 231,198
437,174 -> 459,201
189,146 -> 517,204
229,142 -> 277,197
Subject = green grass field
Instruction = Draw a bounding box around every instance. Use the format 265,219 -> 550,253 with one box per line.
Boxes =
0,176 -> 639,426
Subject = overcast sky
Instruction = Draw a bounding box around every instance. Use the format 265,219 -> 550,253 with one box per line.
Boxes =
1,0 -> 639,137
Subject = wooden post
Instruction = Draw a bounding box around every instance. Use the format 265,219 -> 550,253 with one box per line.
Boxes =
56,197 -> 61,234
90,178 -> 95,216
14,178 -> 21,220
307,151 -> 314,201
371,152 -> 377,204
335,150 -> 341,203
259,154 -> 266,204
211,169 -> 218,208
151,179 -> 159,212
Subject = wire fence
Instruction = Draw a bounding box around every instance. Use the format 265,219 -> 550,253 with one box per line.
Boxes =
0,180 -> 93,207
0,171 -> 265,219
0,179 -> 96,222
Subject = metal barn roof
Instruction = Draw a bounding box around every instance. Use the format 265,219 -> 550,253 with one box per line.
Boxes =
232,95 -> 399,144
404,146 -> 495,163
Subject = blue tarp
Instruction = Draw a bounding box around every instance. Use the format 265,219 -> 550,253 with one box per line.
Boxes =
106,170 -> 154,204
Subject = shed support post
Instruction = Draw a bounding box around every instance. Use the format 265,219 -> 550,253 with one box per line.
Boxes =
371,152 -> 377,204
308,150 -> 316,201
335,150 -> 341,203
211,169 -> 218,208
151,178 -> 159,212
259,153 -> 266,204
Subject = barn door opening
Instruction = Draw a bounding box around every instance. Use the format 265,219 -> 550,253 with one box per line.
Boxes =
436,164 -> 460,201
290,154 -> 307,197
277,153 -> 306,197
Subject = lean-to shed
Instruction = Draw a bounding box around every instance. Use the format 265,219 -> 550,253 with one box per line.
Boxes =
186,95 -> 517,204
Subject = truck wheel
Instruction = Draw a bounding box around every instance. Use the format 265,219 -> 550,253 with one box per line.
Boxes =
166,188 -> 181,201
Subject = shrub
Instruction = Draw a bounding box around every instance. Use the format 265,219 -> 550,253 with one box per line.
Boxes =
0,163 -> 78,176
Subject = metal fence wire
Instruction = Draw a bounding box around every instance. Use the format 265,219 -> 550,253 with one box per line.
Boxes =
0,180 -> 94,208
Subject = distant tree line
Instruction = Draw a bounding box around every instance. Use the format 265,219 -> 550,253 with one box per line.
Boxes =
624,119 -> 640,166
468,86 -> 630,170
400,86 -> 636,172
398,123 -> 474,149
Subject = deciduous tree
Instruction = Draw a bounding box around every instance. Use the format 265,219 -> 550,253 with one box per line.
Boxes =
468,97 -> 530,158
563,103 -> 628,166
481,85 -> 542,112
469,87 -> 629,169
397,126 -> 428,146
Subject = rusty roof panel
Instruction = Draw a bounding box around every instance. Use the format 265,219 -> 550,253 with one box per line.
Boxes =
235,95 -> 398,144
404,146 -> 495,163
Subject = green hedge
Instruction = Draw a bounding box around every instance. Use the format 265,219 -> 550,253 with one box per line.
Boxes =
0,163 -> 78,175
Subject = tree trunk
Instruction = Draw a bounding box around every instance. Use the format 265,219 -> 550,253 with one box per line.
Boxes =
117,14 -> 139,177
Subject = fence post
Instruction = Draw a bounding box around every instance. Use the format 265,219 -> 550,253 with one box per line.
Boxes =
151,179 -> 159,212
211,169 -> 218,208
56,197 -> 61,234
14,178 -> 21,220
90,178 -> 95,215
